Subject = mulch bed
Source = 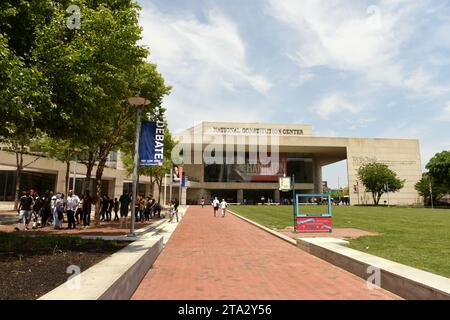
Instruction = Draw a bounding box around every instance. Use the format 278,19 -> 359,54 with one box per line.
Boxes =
0,234 -> 129,300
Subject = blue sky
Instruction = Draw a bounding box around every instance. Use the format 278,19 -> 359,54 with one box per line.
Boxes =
138,0 -> 450,188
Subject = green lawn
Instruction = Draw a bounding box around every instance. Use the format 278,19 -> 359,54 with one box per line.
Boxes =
229,205 -> 450,278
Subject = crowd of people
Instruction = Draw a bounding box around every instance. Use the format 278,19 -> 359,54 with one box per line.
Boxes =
15,189 -> 176,232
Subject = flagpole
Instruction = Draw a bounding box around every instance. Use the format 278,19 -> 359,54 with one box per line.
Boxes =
178,165 -> 183,205
387,182 -> 390,207
169,166 -> 173,204
127,97 -> 150,237
429,180 -> 434,209
72,156 -> 77,192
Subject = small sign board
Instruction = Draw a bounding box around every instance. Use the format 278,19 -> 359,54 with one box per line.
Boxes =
279,177 -> 291,191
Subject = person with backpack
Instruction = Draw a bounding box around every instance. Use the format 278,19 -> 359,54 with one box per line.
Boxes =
212,197 -> 220,217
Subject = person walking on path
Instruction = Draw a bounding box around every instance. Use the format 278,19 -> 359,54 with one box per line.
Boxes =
168,199 -> 179,223
119,191 -> 131,228
76,196 -> 83,225
212,197 -> 220,217
101,195 -> 109,221
53,193 -> 64,229
15,190 -> 34,231
66,190 -> 80,229
153,201 -> 162,218
220,199 -> 227,218
41,191 -> 52,226
200,197 -> 205,208
113,198 -> 120,221
107,197 -> 114,221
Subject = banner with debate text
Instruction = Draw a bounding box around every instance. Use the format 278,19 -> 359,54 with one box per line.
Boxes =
139,121 -> 164,166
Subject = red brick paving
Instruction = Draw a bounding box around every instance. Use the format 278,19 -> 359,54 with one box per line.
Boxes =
132,206 -> 399,300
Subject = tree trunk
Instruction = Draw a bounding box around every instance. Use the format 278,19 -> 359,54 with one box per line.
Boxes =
94,156 -> 107,227
157,177 -> 163,203
13,149 -> 24,210
150,176 -> 154,195
377,193 -> 382,205
372,192 -> 378,205
83,151 -> 95,195
65,161 -> 70,198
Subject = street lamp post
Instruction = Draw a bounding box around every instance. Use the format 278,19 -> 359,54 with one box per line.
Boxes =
127,97 -> 150,237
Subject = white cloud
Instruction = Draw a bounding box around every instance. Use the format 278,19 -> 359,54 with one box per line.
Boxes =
266,0 -> 446,95
139,5 -> 273,132
289,71 -> 316,87
313,94 -> 361,120
438,102 -> 450,122
140,5 -> 271,95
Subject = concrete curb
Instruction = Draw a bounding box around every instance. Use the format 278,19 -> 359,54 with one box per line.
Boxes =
99,237 -> 164,300
39,207 -> 188,300
297,238 -> 450,300
228,209 -> 450,300
39,235 -> 164,300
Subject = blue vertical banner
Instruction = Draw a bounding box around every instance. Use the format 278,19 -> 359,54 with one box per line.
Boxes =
139,121 -> 164,166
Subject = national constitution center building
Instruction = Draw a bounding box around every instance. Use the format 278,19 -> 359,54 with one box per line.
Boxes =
173,122 -> 422,205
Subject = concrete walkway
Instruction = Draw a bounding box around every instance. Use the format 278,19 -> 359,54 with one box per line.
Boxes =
132,206 -> 399,300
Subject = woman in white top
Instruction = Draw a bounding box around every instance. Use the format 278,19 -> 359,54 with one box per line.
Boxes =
220,199 -> 227,218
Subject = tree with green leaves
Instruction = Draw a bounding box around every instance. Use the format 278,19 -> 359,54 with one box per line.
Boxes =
37,136 -> 87,197
357,162 -> 405,205
32,1 -> 171,226
0,32 -> 53,209
415,173 -> 448,206
1,1 -> 171,218
426,151 -> 450,191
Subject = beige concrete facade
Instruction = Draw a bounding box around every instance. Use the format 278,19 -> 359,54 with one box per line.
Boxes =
173,122 -> 422,205
0,149 -> 160,201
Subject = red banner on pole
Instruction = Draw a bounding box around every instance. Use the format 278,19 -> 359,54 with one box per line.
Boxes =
178,166 -> 183,186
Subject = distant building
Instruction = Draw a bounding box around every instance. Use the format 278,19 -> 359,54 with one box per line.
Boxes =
172,122 -> 422,205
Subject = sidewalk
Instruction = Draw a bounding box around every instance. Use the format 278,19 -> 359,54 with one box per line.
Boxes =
132,206 -> 400,300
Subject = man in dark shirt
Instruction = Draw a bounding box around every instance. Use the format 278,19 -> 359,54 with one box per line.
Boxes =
119,192 -> 131,227
113,198 -> 120,221
41,191 -> 52,226
101,195 -> 110,221
15,190 -> 34,231
82,190 -> 93,227
107,197 -> 114,222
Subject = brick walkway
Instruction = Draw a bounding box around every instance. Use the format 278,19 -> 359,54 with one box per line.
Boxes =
132,206 -> 399,300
